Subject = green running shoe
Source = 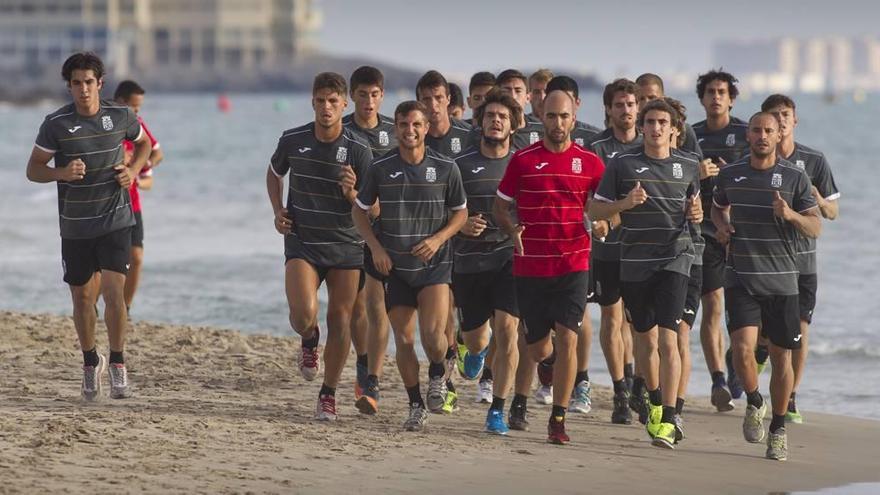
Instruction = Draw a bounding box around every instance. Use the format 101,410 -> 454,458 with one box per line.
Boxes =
645,403 -> 663,439
651,422 -> 676,449
442,390 -> 459,414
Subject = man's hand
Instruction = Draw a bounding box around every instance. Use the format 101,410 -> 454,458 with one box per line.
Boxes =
686,194 -> 703,223
623,181 -> 648,210
339,165 -> 356,196
371,245 -> 393,275
462,213 -> 488,237
114,164 -> 134,189
510,224 -> 525,255
591,220 -> 609,239
773,191 -> 793,221
59,159 -> 86,182
699,158 -> 720,180
274,208 -> 293,235
411,235 -> 443,263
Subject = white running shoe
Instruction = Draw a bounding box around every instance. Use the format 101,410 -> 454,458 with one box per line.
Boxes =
426,376 -> 448,413
299,329 -> 320,381
82,354 -> 106,402
534,385 -> 553,405
475,379 -> 493,403
315,394 -> 338,421
568,380 -> 592,414
108,362 -> 132,399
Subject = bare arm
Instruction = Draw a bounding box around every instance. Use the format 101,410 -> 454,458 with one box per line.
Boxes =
26,147 -> 62,183
812,186 -> 839,220
711,203 -> 735,245
266,166 -> 291,234
137,175 -> 154,190
493,196 -> 524,254
773,192 -> 822,239
149,147 -> 164,168
588,181 -> 647,221
353,203 -> 392,275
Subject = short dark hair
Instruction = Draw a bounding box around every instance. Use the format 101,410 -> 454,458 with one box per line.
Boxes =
416,70 -> 449,99
637,98 -> 680,130
114,80 -> 145,101
761,94 -> 796,113
394,100 -> 429,123
602,78 -> 640,108
496,69 -> 527,88
635,73 -> 664,92
663,97 -> 687,147
696,69 -> 739,100
468,71 -> 496,93
350,66 -> 384,92
448,83 -> 465,108
62,52 -> 105,83
546,75 -> 579,100
473,88 -> 523,133
313,72 -> 347,96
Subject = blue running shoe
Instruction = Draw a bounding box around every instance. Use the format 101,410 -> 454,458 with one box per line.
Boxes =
462,346 -> 488,381
485,408 -> 509,435
726,348 -> 744,399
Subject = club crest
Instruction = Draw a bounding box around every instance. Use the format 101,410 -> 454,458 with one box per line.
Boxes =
572,157 -> 582,174
426,166 -> 437,182
451,137 -> 461,154
101,115 -> 113,131
672,163 -> 683,179
795,159 -> 805,170
529,131 -> 540,144
725,133 -> 736,147
336,146 -> 348,163
575,138 -> 584,146
771,173 -> 783,188
379,131 -> 389,146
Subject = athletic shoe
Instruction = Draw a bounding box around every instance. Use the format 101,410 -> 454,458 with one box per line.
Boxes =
743,402 -> 767,443
631,390 -> 649,425
568,380 -> 592,414
485,409 -> 509,435
645,403 -> 663,439
534,385 -> 553,405
81,354 -> 106,402
355,382 -> 380,415
765,427 -> 788,461
426,376 -> 448,413
537,361 -> 553,387
755,346 -> 770,375
547,418 -> 570,445
442,390 -> 459,414
299,329 -> 320,381
461,347 -> 488,381
315,394 -> 337,421
725,348 -> 744,399
508,402 -> 530,431
651,422 -> 676,449
711,384 -> 735,412
673,414 -> 684,443
624,375 -> 634,395
108,362 -> 132,399
475,379 -> 493,403
611,393 -> 632,425
354,361 -> 368,399
786,396 -> 804,424
403,403 -> 428,432
456,341 -> 469,378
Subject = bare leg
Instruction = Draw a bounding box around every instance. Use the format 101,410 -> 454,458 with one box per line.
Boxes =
514,330 -> 535,397
70,274 -> 101,352
284,259 -> 320,338
322,269 -> 359,389
417,285 -> 450,364
388,306 -> 419,387
490,311 -> 519,399
769,344 -> 794,416
599,301 -> 625,381
731,326 -> 759,394
658,327 -> 681,409
461,322 -> 490,355
575,306 -> 593,379
635,328 -> 660,392
700,289 -> 725,374
677,322 -> 692,399
365,276 -> 389,378
350,288 -> 368,356
791,320 -> 809,392
100,270 -> 128,353
123,246 -> 143,310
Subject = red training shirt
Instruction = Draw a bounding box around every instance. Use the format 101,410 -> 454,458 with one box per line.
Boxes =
123,116 -> 160,213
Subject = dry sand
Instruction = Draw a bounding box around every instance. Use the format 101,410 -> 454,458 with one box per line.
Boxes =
0,310 -> 878,494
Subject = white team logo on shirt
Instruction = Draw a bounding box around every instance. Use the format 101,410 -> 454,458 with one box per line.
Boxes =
795,159 -> 805,170
379,131 -> 389,146
771,173 -> 783,188
471,167 -> 485,174
67,126 -> 81,133
336,146 -> 348,163
571,157 -> 582,174
725,133 -> 736,146
102,116 -> 113,131
672,163 -> 683,179
575,138 -> 584,146
426,166 -> 437,182
451,138 -> 461,154
389,171 -> 403,179
529,132 -> 539,144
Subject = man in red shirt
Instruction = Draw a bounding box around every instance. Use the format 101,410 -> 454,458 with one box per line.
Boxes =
494,90 -> 604,445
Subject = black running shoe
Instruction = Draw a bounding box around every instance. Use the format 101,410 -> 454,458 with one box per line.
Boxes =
612,392 -> 633,425
508,402 -> 530,431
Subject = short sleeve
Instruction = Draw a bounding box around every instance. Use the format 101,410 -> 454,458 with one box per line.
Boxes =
35,118 -> 58,154
792,170 -> 818,213
812,154 -> 839,201
351,140 -> 373,191
594,158 -> 619,203
445,162 -> 467,210
712,174 -> 729,208
124,108 -> 143,142
355,160 -> 379,211
269,136 -> 289,177
496,154 -> 521,202
589,154 -> 606,195
140,119 -> 160,149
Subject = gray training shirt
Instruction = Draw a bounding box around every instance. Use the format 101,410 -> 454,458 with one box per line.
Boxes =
452,147 -> 515,274
511,120 -> 545,151
594,147 -> 701,282
355,147 -> 468,287
713,157 -> 818,296
425,118 -> 474,158
342,113 -> 398,158
692,117 -> 749,239
270,122 -> 373,267
35,100 -> 143,239
571,120 -> 602,148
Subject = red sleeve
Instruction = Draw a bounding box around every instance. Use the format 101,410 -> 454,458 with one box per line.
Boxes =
138,117 -> 160,149
590,153 -> 605,194
496,152 -> 522,201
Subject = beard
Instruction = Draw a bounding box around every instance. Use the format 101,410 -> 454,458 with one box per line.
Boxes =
482,134 -> 507,147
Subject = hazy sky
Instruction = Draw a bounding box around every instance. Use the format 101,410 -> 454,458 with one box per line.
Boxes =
318,0 -> 879,80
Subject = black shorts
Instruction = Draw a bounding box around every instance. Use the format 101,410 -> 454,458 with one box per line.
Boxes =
701,235 -> 726,294
590,259 -> 621,306
798,274 -> 817,324
131,211 -> 144,248
384,271 -> 444,310
682,264 -> 703,328
363,244 -> 387,282
621,270 -> 690,333
61,228 -> 132,286
452,262 -> 519,332
284,257 -> 365,291
516,271 -> 590,345
725,286 -> 801,350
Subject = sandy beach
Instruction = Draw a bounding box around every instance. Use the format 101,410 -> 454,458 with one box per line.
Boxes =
0,310 -> 877,494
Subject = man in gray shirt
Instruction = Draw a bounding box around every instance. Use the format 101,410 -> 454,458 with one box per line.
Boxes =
27,52 -> 151,402
712,112 -> 821,461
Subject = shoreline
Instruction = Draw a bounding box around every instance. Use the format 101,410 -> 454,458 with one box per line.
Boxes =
1,310 -> 878,494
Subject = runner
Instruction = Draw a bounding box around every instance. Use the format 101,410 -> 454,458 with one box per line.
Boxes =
496,69 -> 544,150
527,69 -> 554,122
352,100 -> 468,430
635,73 -> 702,157
590,98 -> 703,449
265,72 -> 373,420
544,75 -> 602,148
466,71 -> 497,126
494,90 -> 605,444
711,111 -> 821,460
760,94 -> 840,424
26,52 -> 151,401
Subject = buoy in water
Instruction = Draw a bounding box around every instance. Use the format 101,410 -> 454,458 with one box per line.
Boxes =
217,93 -> 231,113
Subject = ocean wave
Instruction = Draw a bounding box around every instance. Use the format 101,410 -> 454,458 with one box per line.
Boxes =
810,342 -> 880,359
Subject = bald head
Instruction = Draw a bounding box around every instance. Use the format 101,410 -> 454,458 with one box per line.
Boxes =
542,90 -> 576,146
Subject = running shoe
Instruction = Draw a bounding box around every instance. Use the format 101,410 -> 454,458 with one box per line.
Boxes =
534,385 -> 553,405
508,402 -> 530,431
756,360 -> 768,376
743,402 -> 767,443
624,374 -> 634,396
645,403 -> 663,439
354,361 -> 368,399
355,382 -> 380,415
426,376 -> 448,413
611,392 -> 632,425
299,329 -> 320,381
403,403 -> 428,432
673,414 -> 684,443
456,340 -> 469,378
765,427 -> 788,461
755,345 -> 770,375
475,378 -> 493,403
547,417 -> 570,445
711,384 -> 735,412
108,362 -> 132,399
651,422 -> 676,449
315,394 -> 337,421
485,409 -> 509,435
537,360 -> 553,387
461,346 -> 488,381
725,348 -> 744,399
568,380 -> 592,414
786,395 -> 804,424
631,389 -> 649,425
442,390 -> 459,414
81,354 -> 106,402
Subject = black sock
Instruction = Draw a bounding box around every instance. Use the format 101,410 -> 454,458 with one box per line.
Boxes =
648,388 -> 662,407
406,384 -> 423,406
109,351 -> 124,365
83,347 -> 99,367
490,396 -> 505,411
770,414 -> 786,433
624,362 -> 635,379
551,405 -> 566,420
574,370 -> 589,384
755,344 -> 770,364
319,384 -> 335,397
711,371 -> 726,387
365,374 -> 379,390
632,376 -> 646,394
612,379 -> 627,396
302,328 -> 319,348
428,361 -> 445,379
446,379 -> 456,393
746,389 -> 764,409
661,406 -> 676,424
788,392 -> 798,412
445,346 -> 456,360
511,394 -> 527,410
356,353 -> 368,368
675,397 -> 685,415
480,367 -> 493,382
